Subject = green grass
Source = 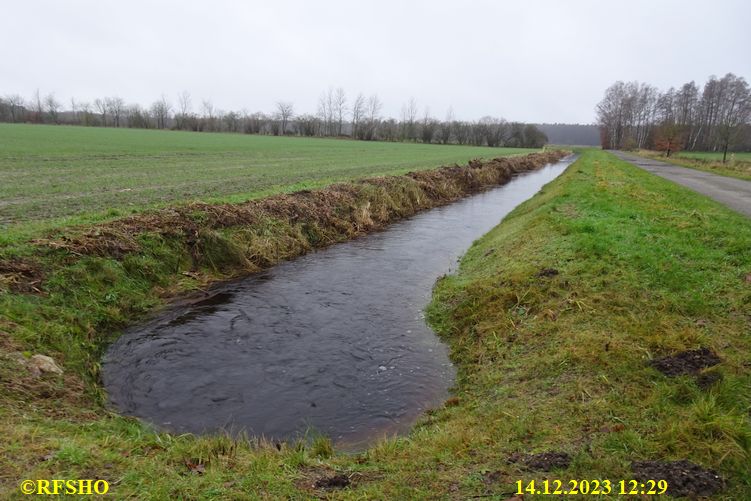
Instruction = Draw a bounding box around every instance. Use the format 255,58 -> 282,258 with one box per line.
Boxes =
1,150 -> 750,499
676,151 -> 751,162
637,149 -> 751,181
0,123 -> 535,232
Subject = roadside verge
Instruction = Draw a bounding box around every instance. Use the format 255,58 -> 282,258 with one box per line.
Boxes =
424,149 -> 750,499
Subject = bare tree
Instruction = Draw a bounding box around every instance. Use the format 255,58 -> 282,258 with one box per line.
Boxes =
151,94 -> 172,129
275,101 -> 294,135
317,88 -> 335,136
597,74 -> 751,154
316,93 -> 327,135
296,114 -> 319,136
334,87 -> 347,136
421,110 -> 438,143
224,111 -> 241,132
79,101 -> 92,126
178,91 -> 192,115
480,116 -> 509,147
439,107 -> 455,144
70,97 -> 78,124
201,99 -> 216,131
522,123 -> 548,148
5,94 -> 24,122
106,96 -> 125,127
715,73 -> 751,162
44,93 -> 61,124
351,93 -> 366,138
401,97 -> 418,141
242,111 -> 265,134
94,98 -> 108,126
176,91 -> 192,130
127,104 -> 151,129
364,94 -> 382,140
32,89 -> 44,123
675,81 -> 699,149
452,120 -> 470,145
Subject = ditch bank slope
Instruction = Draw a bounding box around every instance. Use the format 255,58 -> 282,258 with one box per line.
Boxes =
424,149 -> 750,499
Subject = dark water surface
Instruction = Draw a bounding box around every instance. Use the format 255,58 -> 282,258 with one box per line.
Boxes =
103,156 -> 576,448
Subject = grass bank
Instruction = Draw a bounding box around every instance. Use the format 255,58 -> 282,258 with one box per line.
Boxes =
636,149 -> 751,181
2,149 -> 749,499
424,149 -> 751,499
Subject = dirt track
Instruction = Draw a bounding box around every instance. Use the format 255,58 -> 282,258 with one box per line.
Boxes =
613,151 -> 751,218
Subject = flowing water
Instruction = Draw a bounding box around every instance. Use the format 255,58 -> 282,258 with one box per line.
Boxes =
103,155 -> 576,449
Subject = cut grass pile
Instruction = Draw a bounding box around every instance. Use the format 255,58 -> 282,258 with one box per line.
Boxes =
0,123 -> 536,232
637,149 -> 751,181
1,149 -> 749,499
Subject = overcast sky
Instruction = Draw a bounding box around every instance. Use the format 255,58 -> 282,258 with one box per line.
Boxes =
3,0 -> 749,124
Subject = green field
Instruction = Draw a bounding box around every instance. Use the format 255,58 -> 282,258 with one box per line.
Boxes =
676,151 -> 751,162
0,124 -> 535,229
637,149 -> 751,181
2,150 -> 749,498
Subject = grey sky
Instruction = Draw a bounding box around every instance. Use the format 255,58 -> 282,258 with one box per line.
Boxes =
3,0 -> 749,124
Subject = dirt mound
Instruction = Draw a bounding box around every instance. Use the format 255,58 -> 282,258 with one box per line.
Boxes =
314,474 -> 350,490
651,348 -> 721,376
508,451 -> 571,471
631,459 -> 723,498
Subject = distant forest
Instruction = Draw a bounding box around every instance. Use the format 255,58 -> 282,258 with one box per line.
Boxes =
0,89 -> 561,148
597,73 -> 751,159
534,124 -> 599,146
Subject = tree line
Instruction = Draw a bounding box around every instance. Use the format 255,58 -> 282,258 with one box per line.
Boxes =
0,87 -> 547,148
596,73 -> 751,161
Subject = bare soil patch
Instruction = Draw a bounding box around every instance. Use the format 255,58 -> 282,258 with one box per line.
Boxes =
314,474 -> 351,490
631,459 -> 724,498
651,348 -> 721,376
